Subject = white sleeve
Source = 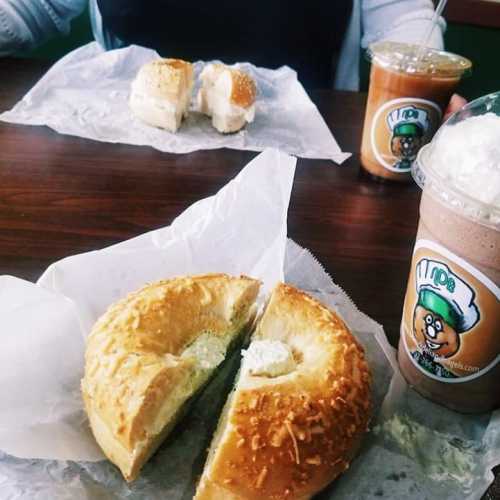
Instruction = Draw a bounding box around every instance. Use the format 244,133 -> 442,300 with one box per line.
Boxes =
361,0 -> 445,50
0,0 -> 86,56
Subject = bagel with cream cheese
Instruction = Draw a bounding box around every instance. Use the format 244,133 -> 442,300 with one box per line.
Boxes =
81,273 -> 260,481
197,63 -> 257,133
195,283 -> 372,500
129,58 -> 194,133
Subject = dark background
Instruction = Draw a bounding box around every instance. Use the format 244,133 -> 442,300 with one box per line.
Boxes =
14,0 -> 500,99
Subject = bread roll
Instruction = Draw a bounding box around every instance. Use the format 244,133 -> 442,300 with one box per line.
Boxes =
81,274 -> 260,482
129,58 -> 193,132
197,64 -> 256,133
195,283 -> 372,500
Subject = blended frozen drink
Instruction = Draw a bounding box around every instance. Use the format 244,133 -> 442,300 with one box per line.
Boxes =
399,96 -> 500,413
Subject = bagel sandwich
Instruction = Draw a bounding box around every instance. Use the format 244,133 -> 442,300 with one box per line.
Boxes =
129,58 -> 194,133
81,273 -> 260,481
195,283 -> 372,500
197,63 -> 256,133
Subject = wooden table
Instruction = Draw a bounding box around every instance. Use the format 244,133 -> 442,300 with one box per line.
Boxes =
0,58 -> 498,499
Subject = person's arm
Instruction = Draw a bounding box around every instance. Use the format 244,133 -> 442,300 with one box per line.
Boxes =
0,0 -> 86,56
361,0 -> 445,50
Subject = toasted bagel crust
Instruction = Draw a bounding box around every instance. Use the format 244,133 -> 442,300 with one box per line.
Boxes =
134,58 -> 193,101
228,67 -> 257,108
195,283 -> 372,500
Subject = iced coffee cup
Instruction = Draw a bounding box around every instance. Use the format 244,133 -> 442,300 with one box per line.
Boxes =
399,92 -> 500,413
361,41 -> 471,182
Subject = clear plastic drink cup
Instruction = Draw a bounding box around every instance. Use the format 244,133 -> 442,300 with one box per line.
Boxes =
399,92 -> 500,413
361,41 -> 472,182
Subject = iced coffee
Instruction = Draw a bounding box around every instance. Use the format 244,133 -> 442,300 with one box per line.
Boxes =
361,42 -> 471,182
399,94 -> 500,413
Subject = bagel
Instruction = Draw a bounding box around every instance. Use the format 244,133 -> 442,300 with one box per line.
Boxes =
129,58 -> 194,133
81,274 -> 260,481
195,283 -> 372,500
197,63 -> 257,133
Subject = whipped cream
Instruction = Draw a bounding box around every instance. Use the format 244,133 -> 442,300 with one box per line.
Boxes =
429,113 -> 500,209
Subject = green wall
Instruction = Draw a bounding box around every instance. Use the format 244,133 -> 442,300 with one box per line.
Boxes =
445,23 -> 500,100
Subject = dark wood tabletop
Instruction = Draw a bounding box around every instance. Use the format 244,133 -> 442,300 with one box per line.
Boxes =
0,57 -> 498,499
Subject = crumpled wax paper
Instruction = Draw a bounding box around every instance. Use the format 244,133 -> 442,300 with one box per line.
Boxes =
0,149 -> 498,500
0,148 -> 295,463
0,42 -> 350,164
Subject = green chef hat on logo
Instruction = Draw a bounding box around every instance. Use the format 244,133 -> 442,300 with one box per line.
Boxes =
393,122 -> 423,138
417,289 -> 460,330
415,259 -> 480,334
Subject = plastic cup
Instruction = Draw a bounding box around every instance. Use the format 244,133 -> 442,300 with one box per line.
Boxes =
398,92 -> 500,413
360,41 -> 472,182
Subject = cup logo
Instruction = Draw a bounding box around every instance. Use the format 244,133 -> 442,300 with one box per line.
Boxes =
411,259 -> 480,379
402,240 -> 500,383
387,106 -> 430,171
371,98 -> 441,173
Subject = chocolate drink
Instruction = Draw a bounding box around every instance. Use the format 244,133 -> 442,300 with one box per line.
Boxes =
360,42 -> 471,182
400,192 -> 500,412
399,98 -> 500,413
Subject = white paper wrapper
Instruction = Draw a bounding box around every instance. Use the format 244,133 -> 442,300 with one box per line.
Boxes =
0,148 -> 295,463
0,150 -> 498,500
0,42 -> 350,164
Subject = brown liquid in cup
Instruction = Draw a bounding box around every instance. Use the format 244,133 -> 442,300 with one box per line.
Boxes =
360,42 -> 471,182
361,64 -> 460,181
399,191 -> 500,413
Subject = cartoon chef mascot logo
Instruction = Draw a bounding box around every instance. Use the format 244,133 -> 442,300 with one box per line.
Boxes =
387,105 -> 430,170
412,258 -> 480,378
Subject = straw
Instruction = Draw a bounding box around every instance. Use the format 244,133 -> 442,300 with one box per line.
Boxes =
416,0 -> 448,61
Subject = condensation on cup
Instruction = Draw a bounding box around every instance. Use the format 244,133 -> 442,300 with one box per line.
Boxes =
399,92 -> 500,413
361,41 -> 472,182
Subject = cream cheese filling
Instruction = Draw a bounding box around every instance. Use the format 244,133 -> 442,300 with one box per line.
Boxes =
129,77 -> 192,118
133,331 -> 235,456
241,339 -> 296,377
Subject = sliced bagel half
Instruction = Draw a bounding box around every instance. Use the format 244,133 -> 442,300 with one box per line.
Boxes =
195,283 -> 372,500
81,273 -> 260,481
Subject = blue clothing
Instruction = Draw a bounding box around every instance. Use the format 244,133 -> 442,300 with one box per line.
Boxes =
0,0 -> 444,90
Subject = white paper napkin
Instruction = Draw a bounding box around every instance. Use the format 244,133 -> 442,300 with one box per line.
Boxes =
0,43 -> 350,163
0,148 -> 296,462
